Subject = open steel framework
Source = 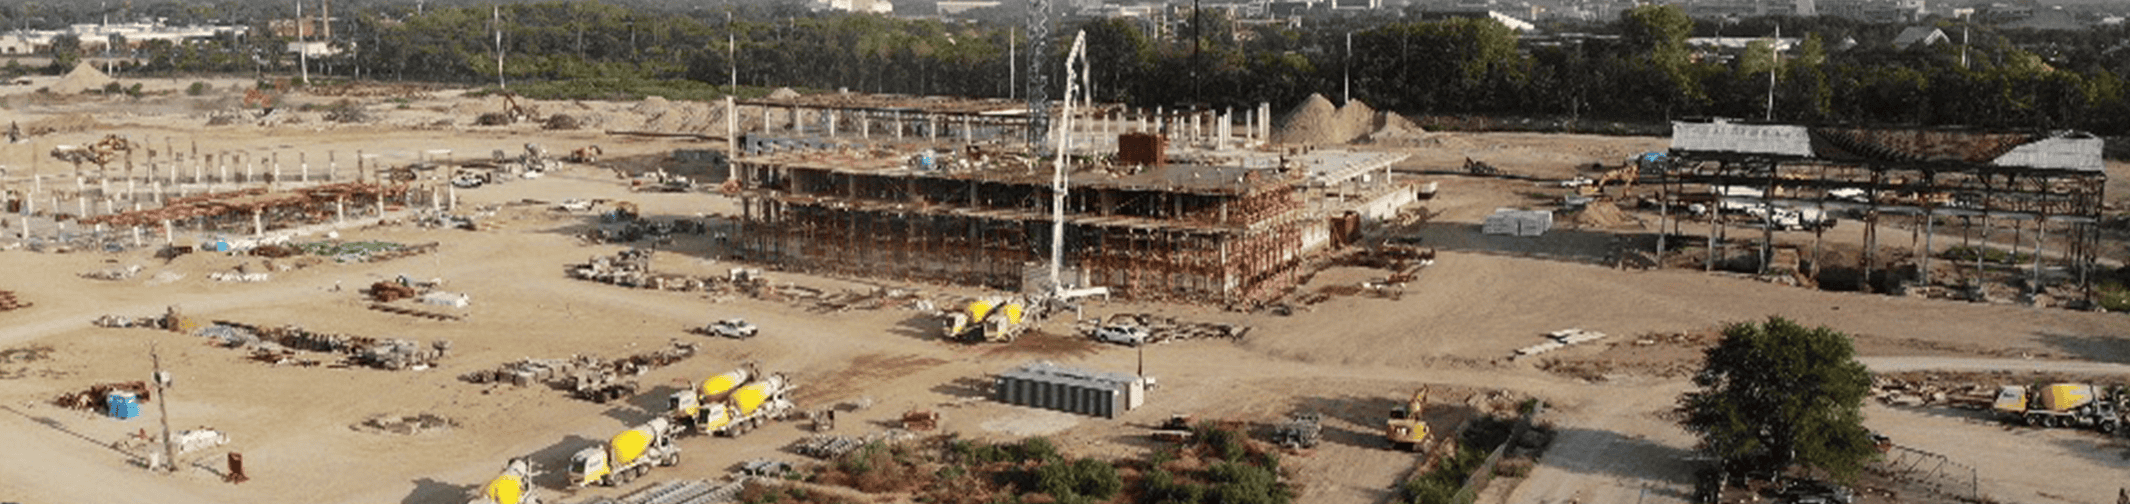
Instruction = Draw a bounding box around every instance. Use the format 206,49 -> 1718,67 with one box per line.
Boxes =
1655,121 -> 2106,298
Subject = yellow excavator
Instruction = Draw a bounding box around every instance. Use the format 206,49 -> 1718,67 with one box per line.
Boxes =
1385,387 -> 1430,451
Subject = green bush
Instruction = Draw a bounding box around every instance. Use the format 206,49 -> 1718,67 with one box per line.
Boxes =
1035,458 -> 1122,501
187,81 -> 209,96
2098,282 -> 2130,312
1941,245 -> 2031,264
1017,437 -> 1061,463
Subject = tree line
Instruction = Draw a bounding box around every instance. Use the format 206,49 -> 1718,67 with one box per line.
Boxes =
32,1 -> 2130,134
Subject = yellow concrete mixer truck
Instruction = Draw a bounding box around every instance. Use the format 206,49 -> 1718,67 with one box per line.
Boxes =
467,458 -> 540,504
671,366 -> 796,436
568,418 -> 682,487
1994,383 -> 2122,432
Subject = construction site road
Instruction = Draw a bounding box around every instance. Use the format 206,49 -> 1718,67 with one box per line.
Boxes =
1859,356 -> 2130,374
1502,380 -> 1698,504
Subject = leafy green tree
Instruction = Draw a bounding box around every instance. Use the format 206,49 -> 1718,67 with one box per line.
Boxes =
1678,317 -> 1876,482
48,33 -> 81,71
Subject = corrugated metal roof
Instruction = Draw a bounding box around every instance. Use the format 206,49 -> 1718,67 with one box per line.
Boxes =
1670,122 -> 1814,157
1671,122 -> 2105,173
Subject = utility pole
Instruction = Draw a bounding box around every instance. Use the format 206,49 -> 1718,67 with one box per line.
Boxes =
727,11 -> 736,94
1344,31 -> 1352,104
296,0 -> 308,85
1008,27 -> 1016,100
493,5 -> 504,89
1765,26 -> 1778,121
150,343 -> 176,473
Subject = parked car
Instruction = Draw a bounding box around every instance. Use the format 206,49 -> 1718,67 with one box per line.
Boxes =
1776,479 -> 1854,504
707,318 -> 759,339
1093,325 -> 1148,346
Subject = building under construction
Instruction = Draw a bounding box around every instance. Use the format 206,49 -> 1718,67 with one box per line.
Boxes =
1657,121 -> 2107,295
721,95 -> 1407,304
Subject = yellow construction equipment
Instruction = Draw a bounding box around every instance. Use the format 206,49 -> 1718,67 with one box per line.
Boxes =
466,458 -> 539,504
945,297 -> 1033,342
568,419 -> 681,487
670,365 -> 795,436
1994,383 -> 2122,432
1384,387 -> 1431,451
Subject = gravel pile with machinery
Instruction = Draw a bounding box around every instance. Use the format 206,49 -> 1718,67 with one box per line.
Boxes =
1075,313 -> 1249,345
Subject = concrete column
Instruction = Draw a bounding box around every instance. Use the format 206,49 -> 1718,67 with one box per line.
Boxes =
216,154 -> 227,186
447,184 -> 458,210
928,115 -> 937,142
894,112 -> 903,139
963,116 -> 973,143
272,153 -> 281,188
162,219 -> 173,245
791,107 -> 803,134
762,106 -> 770,134
252,209 -> 263,236
726,96 -> 739,159
132,225 -> 142,247
77,196 -> 86,219
328,151 -> 337,181
153,181 -> 163,204
125,179 -> 134,203
301,152 -> 309,184
860,111 -> 870,139
828,110 -> 838,137
244,155 -> 254,183
336,198 -> 346,224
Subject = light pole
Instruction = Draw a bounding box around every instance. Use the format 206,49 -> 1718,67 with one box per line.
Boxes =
1343,31 -> 1352,104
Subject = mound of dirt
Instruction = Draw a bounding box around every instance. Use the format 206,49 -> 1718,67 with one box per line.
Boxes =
1571,201 -> 1637,229
767,87 -> 801,100
633,95 -> 670,116
1362,111 -> 1427,144
1273,93 -> 1340,145
22,114 -> 101,135
353,413 -> 457,435
50,63 -> 115,95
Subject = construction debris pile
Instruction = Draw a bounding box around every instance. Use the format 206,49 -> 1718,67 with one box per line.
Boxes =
183,322 -> 451,370
353,413 -> 458,435
1272,412 -> 1324,449
1076,313 -> 1250,345
459,340 -> 700,403
1514,328 -> 1609,358
53,381 -> 153,411
292,241 -> 439,263
569,248 -> 928,312
597,476 -> 753,504
0,291 -> 31,312
586,218 -> 708,244
80,264 -> 144,281
795,430 -> 919,459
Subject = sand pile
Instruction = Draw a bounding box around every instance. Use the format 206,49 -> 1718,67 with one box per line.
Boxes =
49,63 -> 115,95
767,87 -> 801,100
1571,201 -> 1637,229
1273,93 -> 1340,145
1275,94 -> 1388,146
1362,111 -> 1427,144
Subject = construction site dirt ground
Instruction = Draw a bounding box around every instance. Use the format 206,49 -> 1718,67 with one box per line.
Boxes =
2,84 -> 2129,504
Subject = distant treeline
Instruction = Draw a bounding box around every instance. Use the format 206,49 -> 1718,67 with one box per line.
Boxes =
30,1 -> 2130,134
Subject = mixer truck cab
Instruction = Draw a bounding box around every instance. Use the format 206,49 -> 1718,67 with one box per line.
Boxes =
671,368 -> 754,428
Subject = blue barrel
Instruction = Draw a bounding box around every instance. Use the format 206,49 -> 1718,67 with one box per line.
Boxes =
215,241 -> 231,252
107,391 -> 140,420
919,152 -> 935,170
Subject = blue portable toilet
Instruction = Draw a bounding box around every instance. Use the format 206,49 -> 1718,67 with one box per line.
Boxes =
215,241 -> 230,252
107,391 -> 140,420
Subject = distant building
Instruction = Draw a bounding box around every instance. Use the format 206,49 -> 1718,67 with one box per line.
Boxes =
1889,26 -> 1947,49
1998,8 -> 2085,31
1415,9 -> 1538,32
1332,0 -> 1381,10
935,0 -> 1001,15
1683,0 -> 1816,19
817,0 -> 895,14
1818,0 -> 1926,22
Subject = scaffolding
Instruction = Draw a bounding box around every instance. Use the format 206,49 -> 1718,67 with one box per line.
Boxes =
731,146 -> 1336,304
1656,121 -> 2107,299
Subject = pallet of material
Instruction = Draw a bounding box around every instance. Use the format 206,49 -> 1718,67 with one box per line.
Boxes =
368,303 -> 464,321
0,290 -> 30,311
